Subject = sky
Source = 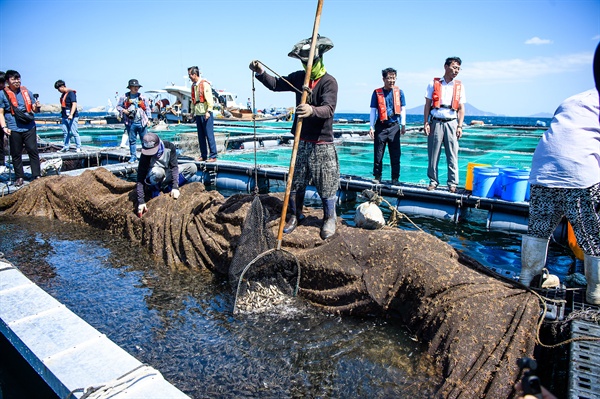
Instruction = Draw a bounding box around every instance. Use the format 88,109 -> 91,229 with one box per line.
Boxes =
0,0 -> 598,116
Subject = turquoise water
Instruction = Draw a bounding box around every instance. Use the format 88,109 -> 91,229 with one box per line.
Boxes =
37,114 -> 548,186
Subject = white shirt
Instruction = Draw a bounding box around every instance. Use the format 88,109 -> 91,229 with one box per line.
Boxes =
529,89 -> 600,188
425,77 -> 466,119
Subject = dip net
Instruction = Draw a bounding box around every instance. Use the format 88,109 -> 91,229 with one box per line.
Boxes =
229,196 -> 300,314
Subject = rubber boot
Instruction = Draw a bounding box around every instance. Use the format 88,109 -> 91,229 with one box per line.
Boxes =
320,197 -> 337,240
584,254 -> 600,305
283,189 -> 306,234
519,235 -> 548,287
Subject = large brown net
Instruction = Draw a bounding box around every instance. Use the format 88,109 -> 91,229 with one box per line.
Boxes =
0,168 -> 541,398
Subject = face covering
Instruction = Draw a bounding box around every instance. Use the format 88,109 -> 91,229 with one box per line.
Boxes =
303,58 -> 327,80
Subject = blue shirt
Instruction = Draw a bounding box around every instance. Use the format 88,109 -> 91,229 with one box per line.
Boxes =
370,87 -> 406,123
0,88 -> 37,132
60,91 -> 79,118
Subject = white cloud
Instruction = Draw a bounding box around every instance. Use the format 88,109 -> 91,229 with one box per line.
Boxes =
460,52 -> 592,83
592,35 -> 600,41
525,37 -> 553,45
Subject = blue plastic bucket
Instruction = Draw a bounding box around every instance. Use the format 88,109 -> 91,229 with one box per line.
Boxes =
494,166 -> 518,197
472,167 -> 499,198
500,169 -> 530,202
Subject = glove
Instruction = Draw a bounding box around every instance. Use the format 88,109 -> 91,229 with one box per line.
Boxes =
296,104 -> 313,118
170,188 -> 180,200
249,60 -> 264,74
137,203 -> 148,218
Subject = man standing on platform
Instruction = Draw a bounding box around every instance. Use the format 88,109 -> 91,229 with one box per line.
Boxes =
54,80 -> 81,153
188,66 -> 217,162
249,35 -> 340,240
0,70 -> 41,187
0,71 -> 6,175
369,67 -> 406,185
117,79 -> 151,163
423,57 -> 466,193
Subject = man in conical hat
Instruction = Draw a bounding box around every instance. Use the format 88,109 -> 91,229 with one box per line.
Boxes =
249,35 -> 339,240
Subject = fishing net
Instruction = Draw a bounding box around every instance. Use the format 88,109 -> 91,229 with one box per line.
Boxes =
229,196 -> 300,313
0,169 -> 547,398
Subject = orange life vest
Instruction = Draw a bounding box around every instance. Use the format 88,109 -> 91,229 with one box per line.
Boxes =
376,86 -> 402,121
60,90 -> 76,108
124,93 -> 147,111
431,78 -> 462,111
4,86 -> 33,114
191,80 -> 207,104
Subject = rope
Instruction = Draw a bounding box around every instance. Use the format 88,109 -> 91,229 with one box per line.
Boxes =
255,60 -> 303,95
360,189 -> 423,232
527,287 -> 600,348
68,365 -> 159,399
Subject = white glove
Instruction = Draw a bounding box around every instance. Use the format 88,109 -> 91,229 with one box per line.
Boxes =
249,60 -> 264,74
296,104 -> 313,118
137,203 -> 148,217
170,188 -> 180,200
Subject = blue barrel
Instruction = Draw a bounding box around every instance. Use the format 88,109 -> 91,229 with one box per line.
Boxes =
472,167 -> 499,198
500,169 -> 530,202
494,166 -> 518,197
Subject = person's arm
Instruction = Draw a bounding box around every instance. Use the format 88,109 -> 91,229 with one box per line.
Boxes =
423,97 -> 432,136
204,82 -> 214,117
143,97 -> 152,118
308,76 -> 337,119
400,107 -> 406,135
116,95 -> 125,113
369,108 -> 377,139
456,104 -> 465,139
69,93 -> 77,120
0,107 -> 9,137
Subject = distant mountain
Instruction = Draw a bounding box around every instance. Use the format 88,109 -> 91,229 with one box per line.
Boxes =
529,112 -> 553,118
405,103 -> 498,116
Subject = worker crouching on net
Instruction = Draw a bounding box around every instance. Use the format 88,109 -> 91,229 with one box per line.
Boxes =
136,132 -> 199,217
249,35 -> 340,240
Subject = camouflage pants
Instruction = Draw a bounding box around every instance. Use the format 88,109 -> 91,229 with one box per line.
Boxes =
292,141 -> 340,199
528,183 -> 600,256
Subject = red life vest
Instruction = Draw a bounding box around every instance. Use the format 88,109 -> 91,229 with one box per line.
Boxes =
376,86 -> 402,121
124,93 -> 147,111
431,78 -> 462,111
4,86 -> 33,114
191,80 -> 207,104
60,90 -> 76,108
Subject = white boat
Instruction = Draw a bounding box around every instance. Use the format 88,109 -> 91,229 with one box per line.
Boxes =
147,82 -> 290,123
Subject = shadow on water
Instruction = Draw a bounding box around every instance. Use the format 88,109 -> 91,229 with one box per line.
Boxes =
0,216 -> 442,398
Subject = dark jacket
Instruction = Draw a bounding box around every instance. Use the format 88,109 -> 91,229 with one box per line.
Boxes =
136,140 -> 179,204
256,71 -> 337,143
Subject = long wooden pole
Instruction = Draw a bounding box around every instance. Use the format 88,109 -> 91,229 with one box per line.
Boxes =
276,0 -> 324,249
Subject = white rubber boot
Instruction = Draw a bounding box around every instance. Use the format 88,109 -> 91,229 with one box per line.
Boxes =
584,254 -> 600,305
520,235 -> 548,287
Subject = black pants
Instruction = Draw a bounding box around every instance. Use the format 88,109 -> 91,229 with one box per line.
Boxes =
373,122 -> 401,179
9,126 -> 40,179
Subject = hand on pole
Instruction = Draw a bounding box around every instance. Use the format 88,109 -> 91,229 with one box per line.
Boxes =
296,104 -> 313,118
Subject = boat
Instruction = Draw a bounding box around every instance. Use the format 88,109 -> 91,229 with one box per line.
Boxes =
146,83 -> 291,123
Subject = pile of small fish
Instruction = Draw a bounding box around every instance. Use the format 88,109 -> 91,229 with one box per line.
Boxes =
234,281 -> 294,314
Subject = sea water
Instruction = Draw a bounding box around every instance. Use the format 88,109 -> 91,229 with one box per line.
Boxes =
2,113 -> 573,398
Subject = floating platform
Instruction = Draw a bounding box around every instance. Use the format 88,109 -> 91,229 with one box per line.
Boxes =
2,146 -> 541,235
0,258 -> 190,398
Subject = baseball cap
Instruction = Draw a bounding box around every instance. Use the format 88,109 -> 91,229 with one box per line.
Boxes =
141,133 -> 161,156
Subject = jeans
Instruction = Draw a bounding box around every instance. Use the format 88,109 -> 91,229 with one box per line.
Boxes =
62,117 -> 81,148
195,113 -> 217,159
127,122 -> 147,159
